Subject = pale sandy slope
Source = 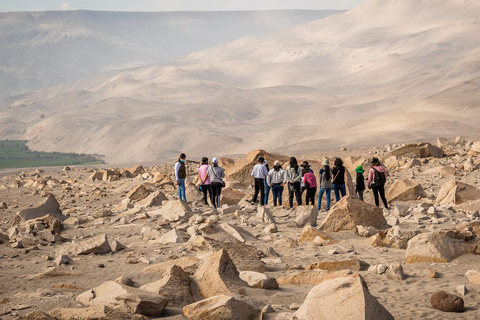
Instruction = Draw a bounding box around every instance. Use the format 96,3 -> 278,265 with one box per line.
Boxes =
1,0 -> 480,164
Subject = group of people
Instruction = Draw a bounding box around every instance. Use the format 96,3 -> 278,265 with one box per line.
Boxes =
174,153 -> 390,210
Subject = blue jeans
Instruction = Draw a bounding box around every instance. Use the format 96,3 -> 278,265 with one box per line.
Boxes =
271,184 -> 284,206
264,180 -> 271,204
332,184 -> 346,202
177,179 -> 186,201
318,187 -> 332,210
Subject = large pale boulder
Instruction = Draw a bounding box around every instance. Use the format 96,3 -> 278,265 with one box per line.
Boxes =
305,259 -> 370,272
370,226 -> 421,249
140,265 -> 194,307
319,196 -> 389,234
435,180 -> 480,205
405,230 -> 480,263
126,185 -> 150,202
76,281 -> 168,316
187,235 -> 267,272
183,294 -> 262,320
386,178 -> 426,202
294,205 -> 318,227
298,225 -> 336,244
192,249 -> 247,299
148,200 -> 192,222
197,222 -> 242,243
388,142 -> 444,159
134,190 -> 166,208
18,194 -> 66,221
221,188 -> 246,206
158,228 -> 189,244
293,274 -> 394,320
68,234 -> 112,255
239,271 -> 279,289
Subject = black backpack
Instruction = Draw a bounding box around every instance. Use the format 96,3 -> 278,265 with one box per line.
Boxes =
372,168 -> 386,187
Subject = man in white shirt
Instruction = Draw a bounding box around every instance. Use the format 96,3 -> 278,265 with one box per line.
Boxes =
251,156 -> 269,205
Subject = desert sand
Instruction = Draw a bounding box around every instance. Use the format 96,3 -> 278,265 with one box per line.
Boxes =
1,137 -> 480,319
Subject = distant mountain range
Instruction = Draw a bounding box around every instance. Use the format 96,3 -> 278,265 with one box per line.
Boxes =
0,10 -> 342,97
1,0 -> 480,164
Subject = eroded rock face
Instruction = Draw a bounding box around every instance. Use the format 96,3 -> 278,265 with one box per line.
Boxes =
293,274 -> 394,320
67,234 -> 112,255
319,196 -> 389,234
388,142 -> 444,159
405,230 -> 480,263
49,305 -> 149,320
370,226 -> 420,249
192,249 -> 247,299
140,265 -> 194,307
18,194 -> 66,222
187,235 -> 267,272
430,291 -> 464,313
76,281 -> 168,316
183,294 -> 263,320
386,178 -> 427,202
435,180 -> 480,205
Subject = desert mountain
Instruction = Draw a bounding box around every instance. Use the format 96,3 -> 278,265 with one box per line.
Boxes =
0,10 -> 340,97
1,0 -> 480,164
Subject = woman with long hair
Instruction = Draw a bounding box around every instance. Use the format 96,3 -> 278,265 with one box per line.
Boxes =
368,157 -> 389,209
284,156 -> 303,207
332,158 -> 346,202
318,159 -> 333,210
198,157 -> 211,206
207,157 -> 225,208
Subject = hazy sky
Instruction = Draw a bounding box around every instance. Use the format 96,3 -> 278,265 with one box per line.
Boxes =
0,0 -> 366,12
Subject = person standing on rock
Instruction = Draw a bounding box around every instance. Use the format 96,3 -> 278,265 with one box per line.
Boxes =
264,160 -> 271,205
285,157 -> 303,207
303,167 -> 317,206
318,159 -> 333,211
208,157 -> 225,208
368,158 -> 389,209
332,158 -> 346,202
175,153 -> 187,202
267,160 -> 285,206
198,157 -> 211,206
251,156 -> 269,206
355,166 -> 366,201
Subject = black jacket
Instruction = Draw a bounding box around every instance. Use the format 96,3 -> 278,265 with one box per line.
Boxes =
332,166 -> 345,185
356,172 -> 365,192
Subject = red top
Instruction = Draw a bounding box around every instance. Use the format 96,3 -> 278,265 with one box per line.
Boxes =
303,171 -> 317,188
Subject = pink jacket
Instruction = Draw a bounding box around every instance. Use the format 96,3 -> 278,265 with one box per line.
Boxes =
303,172 -> 317,188
368,165 -> 388,186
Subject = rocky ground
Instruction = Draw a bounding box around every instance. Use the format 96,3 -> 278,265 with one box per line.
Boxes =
1,137 -> 480,319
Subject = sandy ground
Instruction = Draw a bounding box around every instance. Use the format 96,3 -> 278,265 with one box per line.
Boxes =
1,140 -> 480,319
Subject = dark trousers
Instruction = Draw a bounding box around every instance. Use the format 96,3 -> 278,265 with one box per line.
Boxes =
372,185 -> 388,208
252,178 -> 265,205
200,184 -> 212,205
357,189 -> 364,201
210,182 -> 223,208
271,184 -> 284,206
288,182 -> 302,207
306,187 -> 317,206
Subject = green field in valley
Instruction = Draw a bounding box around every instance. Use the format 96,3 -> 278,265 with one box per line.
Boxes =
0,140 -> 105,169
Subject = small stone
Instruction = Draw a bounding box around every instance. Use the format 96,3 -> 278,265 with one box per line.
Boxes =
290,303 -> 301,310
328,249 -> 338,255
262,304 -> 275,314
55,254 -> 72,266
430,291 -> 464,312
385,263 -> 405,280
98,264 -> 105,268
456,285 -> 467,296
425,268 -> 439,278
465,269 -> 480,283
